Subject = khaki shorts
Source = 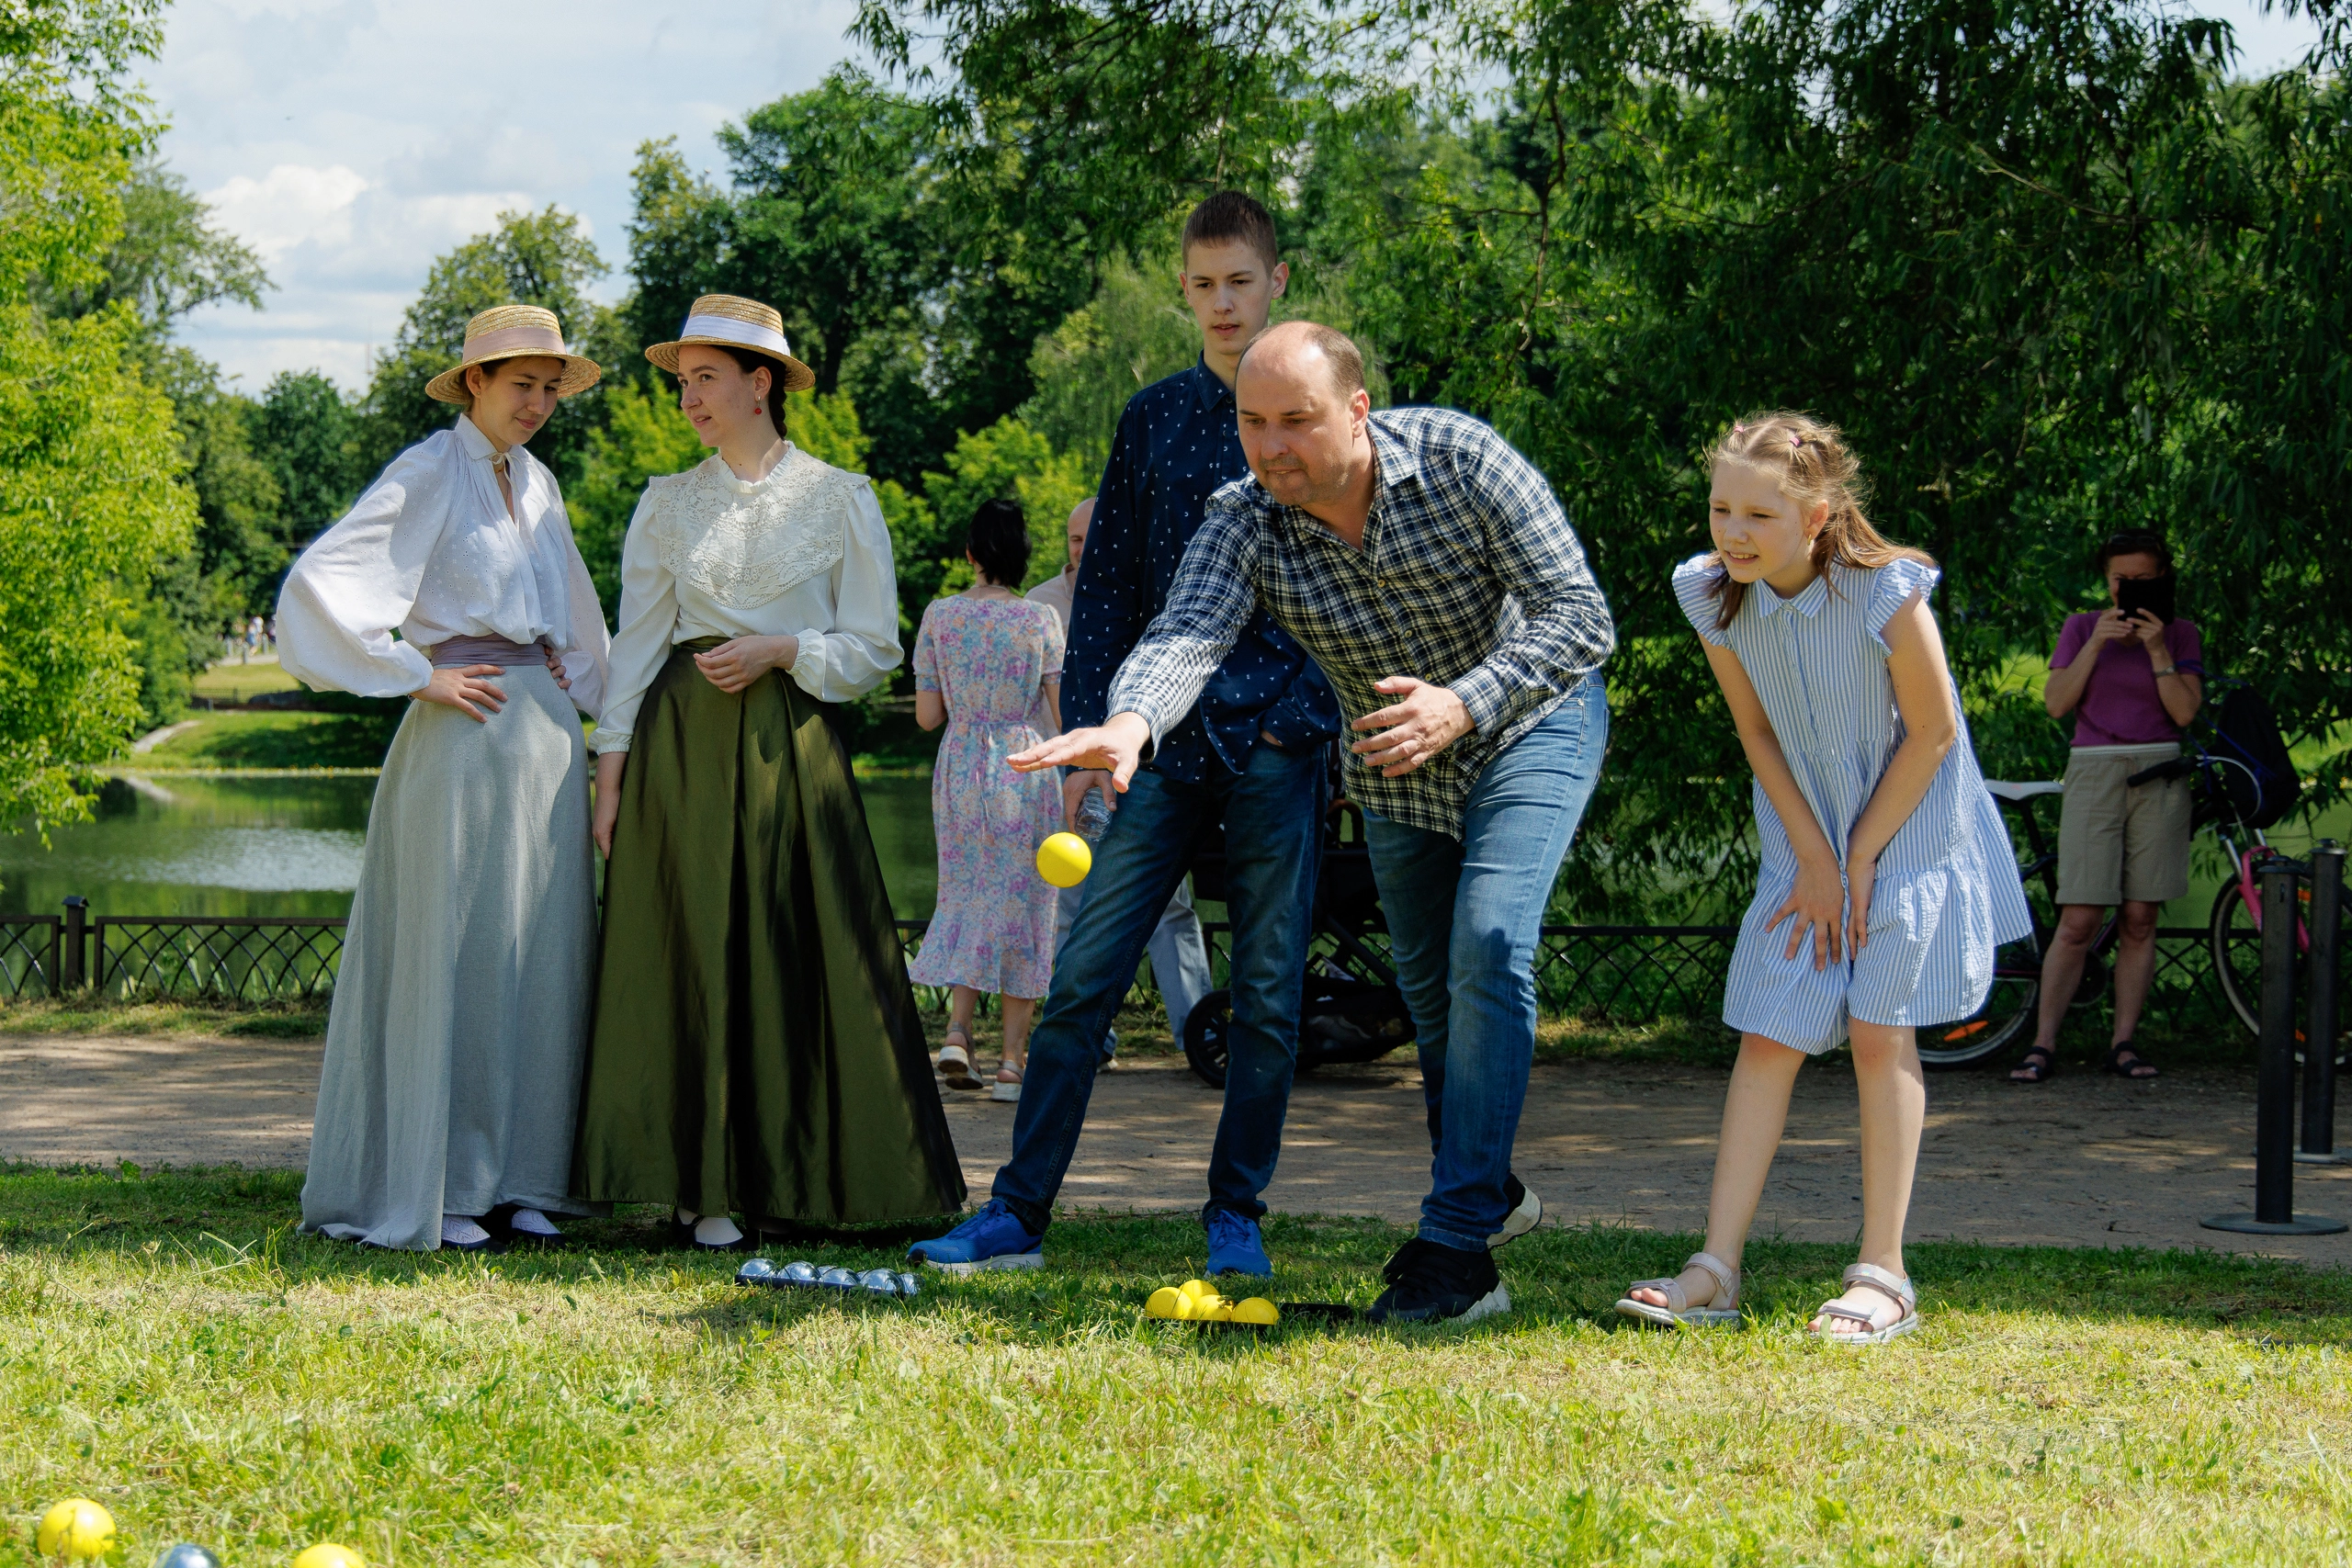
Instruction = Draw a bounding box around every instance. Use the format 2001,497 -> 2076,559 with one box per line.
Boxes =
2055,744 -> 2191,907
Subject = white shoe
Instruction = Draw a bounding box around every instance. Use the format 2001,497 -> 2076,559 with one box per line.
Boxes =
991,1063 -> 1023,1102
1487,1173 -> 1542,1249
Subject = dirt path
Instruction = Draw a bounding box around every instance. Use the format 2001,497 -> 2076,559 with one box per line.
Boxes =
6,1032 -> 2348,1263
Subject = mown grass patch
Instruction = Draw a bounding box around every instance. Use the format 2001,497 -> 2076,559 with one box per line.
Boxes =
0,997 -> 330,1041
1,1164 -> 2346,1564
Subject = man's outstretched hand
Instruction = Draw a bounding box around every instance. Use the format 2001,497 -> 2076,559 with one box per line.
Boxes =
1350,675 -> 1474,777
1010,712 -> 1154,790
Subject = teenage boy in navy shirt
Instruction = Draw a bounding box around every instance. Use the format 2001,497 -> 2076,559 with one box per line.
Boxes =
912,192 -> 1338,1277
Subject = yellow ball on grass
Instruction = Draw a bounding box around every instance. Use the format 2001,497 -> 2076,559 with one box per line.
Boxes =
293,1545 -> 368,1568
1145,1286 -> 1184,1319
1035,832 -> 1092,888
35,1499 -> 115,1560
1232,1297 -> 1281,1325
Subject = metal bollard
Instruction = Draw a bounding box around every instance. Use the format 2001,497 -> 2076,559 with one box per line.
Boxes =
2204,858 -> 2345,1235
60,896 -> 87,992
2301,841 -> 2344,1163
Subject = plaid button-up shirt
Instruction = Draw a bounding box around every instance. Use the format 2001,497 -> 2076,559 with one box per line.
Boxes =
1108,407 -> 1616,838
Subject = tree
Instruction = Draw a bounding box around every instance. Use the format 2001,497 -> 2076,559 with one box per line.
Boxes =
45,158 -> 269,327
253,370 -> 367,547
720,69 -> 944,396
0,0 -> 195,833
361,208 -> 623,482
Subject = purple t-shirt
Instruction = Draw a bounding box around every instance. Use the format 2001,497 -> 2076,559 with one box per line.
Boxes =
2052,613 -> 2203,748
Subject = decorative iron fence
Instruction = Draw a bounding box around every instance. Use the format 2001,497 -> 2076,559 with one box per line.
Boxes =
0,899 -> 2249,1038
0,916 -> 59,999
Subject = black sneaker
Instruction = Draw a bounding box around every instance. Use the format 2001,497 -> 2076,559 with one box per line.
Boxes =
1367,1236 -> 1510,1325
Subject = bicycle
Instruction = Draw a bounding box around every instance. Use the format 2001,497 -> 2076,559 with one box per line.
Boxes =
1926,741 -> 2307,1067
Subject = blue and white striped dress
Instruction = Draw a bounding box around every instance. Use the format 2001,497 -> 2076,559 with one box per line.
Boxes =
1673,555 -> 2032,1053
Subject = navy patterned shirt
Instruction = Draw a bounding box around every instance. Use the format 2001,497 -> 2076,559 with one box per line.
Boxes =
1066,357 -> 1340,781
1108,407 -> 1617,837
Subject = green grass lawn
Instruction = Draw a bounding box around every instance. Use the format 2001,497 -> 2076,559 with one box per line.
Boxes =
190,661 -> 301,705
130,710 -> 402,773
2,1165 -> 2346,1565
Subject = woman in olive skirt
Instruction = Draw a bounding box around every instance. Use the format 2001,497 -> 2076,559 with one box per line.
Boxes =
574,294 -> 964,1248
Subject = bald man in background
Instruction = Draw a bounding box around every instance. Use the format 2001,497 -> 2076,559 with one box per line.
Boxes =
1028,497 -> 1214,1065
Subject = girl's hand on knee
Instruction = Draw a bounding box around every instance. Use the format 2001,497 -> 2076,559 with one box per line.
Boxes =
1772,855 -> 1846,970
1845,857 -> 1878,955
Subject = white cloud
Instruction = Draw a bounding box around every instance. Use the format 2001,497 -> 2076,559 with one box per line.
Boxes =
150,0 -> 867,392
201,164 -> 369,262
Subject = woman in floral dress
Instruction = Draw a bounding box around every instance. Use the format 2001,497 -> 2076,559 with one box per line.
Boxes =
910,499 -> 1066,1102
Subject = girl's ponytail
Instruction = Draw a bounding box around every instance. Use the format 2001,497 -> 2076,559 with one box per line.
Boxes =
1706,412 -> 1932,630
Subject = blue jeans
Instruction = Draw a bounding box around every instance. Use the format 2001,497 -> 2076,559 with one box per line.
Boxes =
1055,873 -> 1214,1055
991,740 -> 1324,1235
1363,675 -> 1609,1252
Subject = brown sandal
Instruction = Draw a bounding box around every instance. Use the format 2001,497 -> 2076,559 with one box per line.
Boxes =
2008,1044 -> 2056,1084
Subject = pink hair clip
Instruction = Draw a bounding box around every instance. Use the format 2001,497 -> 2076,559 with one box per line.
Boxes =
1733,422 -> 1748,435
1790,433 -> 1805,449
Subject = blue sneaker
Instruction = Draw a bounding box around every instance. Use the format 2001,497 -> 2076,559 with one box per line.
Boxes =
1204,1208 -> 1272,1277
907,1198 -> 1044,1274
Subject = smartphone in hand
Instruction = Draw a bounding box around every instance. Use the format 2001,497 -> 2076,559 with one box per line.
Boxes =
2115,573 -> 2177,626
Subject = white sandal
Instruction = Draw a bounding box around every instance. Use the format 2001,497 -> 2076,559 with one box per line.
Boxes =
1809,1262 -> 1920,1345
936,1029 -> 980,1090
1615,1251 -> 1741,1327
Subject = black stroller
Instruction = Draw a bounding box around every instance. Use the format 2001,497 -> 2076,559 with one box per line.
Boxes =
1179,749 -> 1416,1089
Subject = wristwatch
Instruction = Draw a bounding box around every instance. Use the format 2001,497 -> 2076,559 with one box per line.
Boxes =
2152,664 -> 2178,679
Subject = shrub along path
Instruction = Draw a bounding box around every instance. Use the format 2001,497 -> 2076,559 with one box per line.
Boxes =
5,1021 -> 2348,1264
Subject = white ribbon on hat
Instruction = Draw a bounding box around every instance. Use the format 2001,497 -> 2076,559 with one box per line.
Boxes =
465,324 -> 570,358
679,312 -> 793,359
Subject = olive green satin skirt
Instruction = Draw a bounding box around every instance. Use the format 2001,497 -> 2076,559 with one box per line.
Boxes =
572,641 -> 966,1224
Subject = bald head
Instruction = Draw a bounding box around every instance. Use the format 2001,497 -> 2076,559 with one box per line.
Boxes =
1065,495 -> 1095,572
1234,320 -> 1375,516
1238,320 -> 1366,401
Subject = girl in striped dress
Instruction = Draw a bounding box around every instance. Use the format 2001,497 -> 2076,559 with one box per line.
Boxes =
1616,412 -> 2030,1343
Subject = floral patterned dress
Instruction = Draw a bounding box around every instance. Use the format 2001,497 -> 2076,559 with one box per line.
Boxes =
906,594 -> 1066,997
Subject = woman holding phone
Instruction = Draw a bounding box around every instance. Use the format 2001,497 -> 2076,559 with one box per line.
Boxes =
2012,530 -> 2204,1084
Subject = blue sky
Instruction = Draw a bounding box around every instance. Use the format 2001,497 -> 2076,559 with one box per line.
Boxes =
147,0 -> 2325,395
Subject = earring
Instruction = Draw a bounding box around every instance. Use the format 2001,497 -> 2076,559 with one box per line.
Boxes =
753,405 -> 763,414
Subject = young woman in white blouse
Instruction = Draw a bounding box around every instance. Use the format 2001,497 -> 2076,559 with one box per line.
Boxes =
277,305 -> 611,1253
571,294 -> 964,1249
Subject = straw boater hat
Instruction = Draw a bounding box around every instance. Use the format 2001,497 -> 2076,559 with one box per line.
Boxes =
424,305 -> 603,404
644,294 -> 816,391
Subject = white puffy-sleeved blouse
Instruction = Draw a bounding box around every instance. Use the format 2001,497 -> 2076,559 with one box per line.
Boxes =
592,446 -> 904,754
276,414 -> 610,716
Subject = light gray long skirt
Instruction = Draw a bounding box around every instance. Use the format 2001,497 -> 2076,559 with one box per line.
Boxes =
300,664 -> 600,1250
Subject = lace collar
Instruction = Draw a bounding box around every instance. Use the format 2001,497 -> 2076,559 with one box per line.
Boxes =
645,446 -> 857,610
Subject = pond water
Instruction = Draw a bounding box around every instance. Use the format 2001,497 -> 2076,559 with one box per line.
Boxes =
0,773 -> 944,922
5,768 -> 2341,931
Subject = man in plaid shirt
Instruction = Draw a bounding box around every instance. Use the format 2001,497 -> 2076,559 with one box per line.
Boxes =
1014,321 -> 1616,1323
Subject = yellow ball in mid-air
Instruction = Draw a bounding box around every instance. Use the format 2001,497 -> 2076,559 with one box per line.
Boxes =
1035,831 -> 1092,888
1145,1286 -> 1184,1319
35,1499 -> 116,1560
293,1545 -> 368,1568
1232,1297 -> 1281,1325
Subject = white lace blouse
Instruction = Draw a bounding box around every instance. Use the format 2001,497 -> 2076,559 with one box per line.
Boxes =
277,414 -> 609,716
593,446 -> 904,754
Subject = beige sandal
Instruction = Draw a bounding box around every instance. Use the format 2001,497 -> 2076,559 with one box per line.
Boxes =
1615,1251 -> 1741,1327
1808,1262 -> 1920,1345
936,1028 -> 981,1090
990,1060 -> 1023,1103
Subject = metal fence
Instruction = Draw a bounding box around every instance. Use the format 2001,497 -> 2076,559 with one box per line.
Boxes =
0,900 -> 2245,1036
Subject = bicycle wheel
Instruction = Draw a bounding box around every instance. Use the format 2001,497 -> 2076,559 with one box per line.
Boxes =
2211,879 -> 2263,1039
1921,925 -> 2045,1067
